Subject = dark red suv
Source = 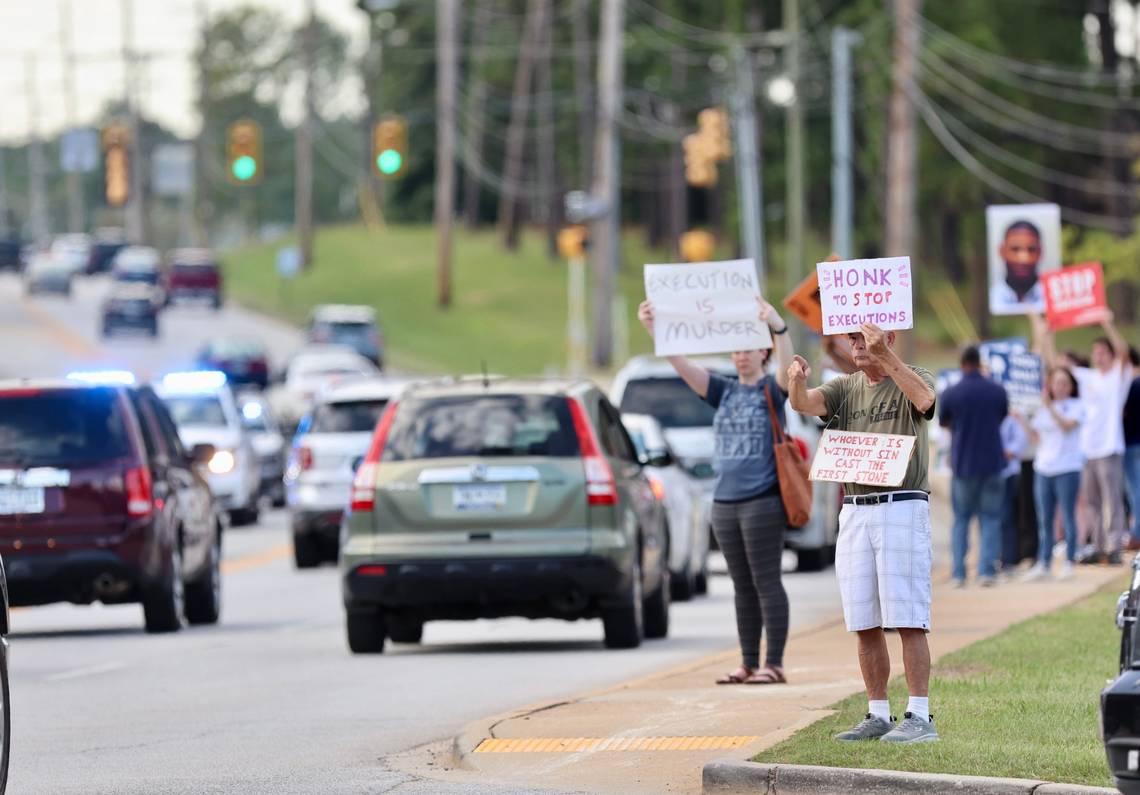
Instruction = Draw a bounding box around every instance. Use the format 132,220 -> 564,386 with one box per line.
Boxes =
164,248 -> 223,309
0,373 -> 223,633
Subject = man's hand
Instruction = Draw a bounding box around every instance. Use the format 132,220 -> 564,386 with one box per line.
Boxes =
757,297 -> 786,332
788,354 -> 811,386
637,300 -> 655,338
860,322 -> 891,364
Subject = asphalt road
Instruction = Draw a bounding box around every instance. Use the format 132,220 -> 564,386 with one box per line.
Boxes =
1,273 -> 844,794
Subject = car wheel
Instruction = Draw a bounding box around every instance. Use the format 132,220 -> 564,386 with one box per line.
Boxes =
694,567 -> 709,596
387,615 -> 423,644
0,640 -> 9,794
293,533 -> 321,569
229,500 -> 259,527
346,608 -> 386,654
670,561 -> 695,602
212,295 -> 222,310
643,567 -> 670,640
797,545 -> 834,573
143,544 -> 186,633
603,556 -> 644,649
185,532 -> 222,626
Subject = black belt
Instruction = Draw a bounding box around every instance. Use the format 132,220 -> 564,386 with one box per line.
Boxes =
843,492 -> 928,506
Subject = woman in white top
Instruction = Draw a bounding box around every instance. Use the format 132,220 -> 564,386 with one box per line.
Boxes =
1017,367 -> 1085,580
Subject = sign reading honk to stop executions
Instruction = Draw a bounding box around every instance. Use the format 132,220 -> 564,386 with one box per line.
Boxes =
817,256 -> 914,335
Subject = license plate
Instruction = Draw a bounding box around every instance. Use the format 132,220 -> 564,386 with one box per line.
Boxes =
452,484 -> 506,512
0,486 -> 45,515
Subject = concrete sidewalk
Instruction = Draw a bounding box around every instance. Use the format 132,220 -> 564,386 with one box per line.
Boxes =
439,481 -> 1126,794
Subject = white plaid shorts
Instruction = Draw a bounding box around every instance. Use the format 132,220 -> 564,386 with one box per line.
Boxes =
835,493 -> 932,632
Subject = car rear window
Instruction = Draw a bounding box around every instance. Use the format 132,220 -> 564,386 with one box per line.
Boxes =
619,377 -> 718,428
309,321 -> 376,347
163,395 -> 228,427
115,269 -> 158,285
383,395 -> 580,460
0,388 -> 133,466
311,399 -> 388,433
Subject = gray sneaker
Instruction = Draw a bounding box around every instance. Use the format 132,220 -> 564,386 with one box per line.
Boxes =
835,713 -> 895,741
880,712 -> 939,743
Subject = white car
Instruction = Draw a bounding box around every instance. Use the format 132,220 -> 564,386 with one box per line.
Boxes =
622,413 -> 712,600
237,393 -> 287,507
271,345 -> 381,431
285,377 -> 408,568
24,253 -> 73,297
612,355 -> 841,571
156,371 -> 261,526
49,233 -> 91,274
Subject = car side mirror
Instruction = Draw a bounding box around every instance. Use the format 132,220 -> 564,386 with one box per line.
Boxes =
646,449 -> 673,468
351,456 -> 364,473
190,443 -> 216,466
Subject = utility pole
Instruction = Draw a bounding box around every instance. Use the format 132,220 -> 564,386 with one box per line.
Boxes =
296,0 -> 316,268
589,0 -> 624,368
885,0 -> 921,361
60,0 -> 85,233
435,0 -> 459,307
25,56 -> 49,244
784,0 -> 804,298
0,147 -> 9,237
831,27 -> 862,259
571,0 -> 594,191
194,0 -> 211,246
122,0 -> 145,243
461,1 -> 490,229
730,47 -> 765,286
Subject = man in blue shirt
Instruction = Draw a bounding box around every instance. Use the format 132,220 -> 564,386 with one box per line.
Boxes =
939,346 -> 1010,587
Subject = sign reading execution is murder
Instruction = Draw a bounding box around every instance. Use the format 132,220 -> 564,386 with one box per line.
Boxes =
817,257 -> 914,335
809,430 -> 917,487
644,259 -> 773,356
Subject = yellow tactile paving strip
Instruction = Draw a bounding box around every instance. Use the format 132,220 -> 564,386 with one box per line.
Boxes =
473,735 -> 759,753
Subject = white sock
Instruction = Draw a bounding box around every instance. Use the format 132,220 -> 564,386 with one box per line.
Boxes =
868,699 -> 891,722
907,696 -> 930,722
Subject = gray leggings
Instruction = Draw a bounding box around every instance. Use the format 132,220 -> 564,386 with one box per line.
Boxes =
712,494 -> 789,669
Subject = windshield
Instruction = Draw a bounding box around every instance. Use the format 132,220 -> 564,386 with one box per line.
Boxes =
116,270 -> 158,285
205,339 -> 263,359
163,395 -> 228,427
619,377 -> 718,428
311,399 -> 388,434
310,321 -> 375,348
0,389 -> 132,466
384,395 -> 579,460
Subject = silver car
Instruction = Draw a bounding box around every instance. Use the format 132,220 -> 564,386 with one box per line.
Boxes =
622,413 -> 711,600
285,377 -> 409,568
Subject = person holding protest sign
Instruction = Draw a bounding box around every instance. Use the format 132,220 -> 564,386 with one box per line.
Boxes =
637,296 -> 793,686
788,323 -> 939,743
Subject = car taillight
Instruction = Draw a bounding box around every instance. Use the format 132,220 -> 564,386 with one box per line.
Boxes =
125,466 -> 153,518
350,401 -> 399,513
647,474 -> 666,502
298,446 -> 314,471
567,398 -> 618,506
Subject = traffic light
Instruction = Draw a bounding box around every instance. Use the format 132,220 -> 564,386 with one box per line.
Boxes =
102,123 -> 130,207
697,107 -> 732,161
680,230 -> 716,262
683,133 -> 717,188
226,119 -> 262,185
372,116 -> 408,179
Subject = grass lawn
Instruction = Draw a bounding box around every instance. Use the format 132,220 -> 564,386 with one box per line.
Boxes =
754,580 -> 1126,787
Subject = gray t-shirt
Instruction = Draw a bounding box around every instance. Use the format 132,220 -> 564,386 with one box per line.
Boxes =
705,373 -> 785,502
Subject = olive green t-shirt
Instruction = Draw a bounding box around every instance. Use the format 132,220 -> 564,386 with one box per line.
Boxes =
816,367 -> 937,495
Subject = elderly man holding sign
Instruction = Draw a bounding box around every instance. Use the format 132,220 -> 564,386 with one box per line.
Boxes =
638,259 -> 794,687
789,255 -> 939,744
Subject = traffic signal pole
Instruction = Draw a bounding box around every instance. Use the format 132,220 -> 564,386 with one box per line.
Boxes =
121,0 -> 145,244
59,0 -> 85,234
24,56 -> 49,244
434,0 -> 459,308
729,47 -> 765,286
831,28 -> 861,260
295,0 -> 316,269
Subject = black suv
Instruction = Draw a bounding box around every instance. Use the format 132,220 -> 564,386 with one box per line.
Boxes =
0,373 -> 223,633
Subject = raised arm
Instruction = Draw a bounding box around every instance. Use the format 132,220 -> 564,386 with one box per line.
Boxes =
862,324 -> 935,414
1101,312 -> 1131,368
757,298 -> 793,392
787,355 -> 829,417
1030,313 -> 1057,369
637,300 -> 711,398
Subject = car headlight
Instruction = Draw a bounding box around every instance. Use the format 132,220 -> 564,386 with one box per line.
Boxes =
208,449 -> 236,475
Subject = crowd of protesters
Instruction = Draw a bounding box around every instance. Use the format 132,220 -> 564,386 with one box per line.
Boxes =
940,313 -> 1138,585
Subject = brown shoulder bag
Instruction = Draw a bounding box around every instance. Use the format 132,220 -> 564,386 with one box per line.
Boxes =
764,382 -> 812,528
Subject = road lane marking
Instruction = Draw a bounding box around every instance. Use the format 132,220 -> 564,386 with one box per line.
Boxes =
20,297 -> 103,358
221,542 -> 293,575
473,735 -> 759,753
45,661 -> 125,682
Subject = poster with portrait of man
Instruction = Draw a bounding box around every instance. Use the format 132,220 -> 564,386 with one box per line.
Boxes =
986,203 -> 1062,316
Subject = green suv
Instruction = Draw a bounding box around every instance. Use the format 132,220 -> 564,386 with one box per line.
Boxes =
339,377 -> 670,653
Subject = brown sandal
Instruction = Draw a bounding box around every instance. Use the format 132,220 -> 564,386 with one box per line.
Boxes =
744,666 -> 787,685
716,666 -> 754,685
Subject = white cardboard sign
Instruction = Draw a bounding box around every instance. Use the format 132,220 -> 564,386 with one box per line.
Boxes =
817,257 -> 913,335
809,429 -> 917,487
644,259 -> 773,357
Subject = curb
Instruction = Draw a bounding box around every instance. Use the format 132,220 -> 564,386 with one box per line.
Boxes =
701,759 -> 1117,795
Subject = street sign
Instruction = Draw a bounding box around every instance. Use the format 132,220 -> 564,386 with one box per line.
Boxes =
152,144 -> 195,197
564,191 -> 608,223
60,128 -> 98,173
276,247 -> 301,279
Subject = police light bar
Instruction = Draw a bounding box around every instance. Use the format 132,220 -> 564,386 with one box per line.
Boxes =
66,370 -> 136,385
160,370 -> 227,392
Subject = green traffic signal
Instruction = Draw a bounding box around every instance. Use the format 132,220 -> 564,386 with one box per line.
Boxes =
377,149 -> 402,175
232,155 -> 258,182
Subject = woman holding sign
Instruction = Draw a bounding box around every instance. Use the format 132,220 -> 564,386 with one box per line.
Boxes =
637,297 -> 794,686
